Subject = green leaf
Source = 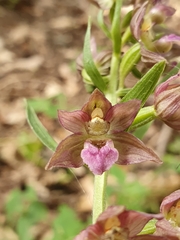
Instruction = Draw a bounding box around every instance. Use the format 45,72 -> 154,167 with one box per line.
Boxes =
52,205 -> 85,240
122,61 -> 166,106
97,10 -> 111,39
129,106 -> 156,131
119,43 -> 141,87
139,219 -> 157,235
110,0 -> 122,54
121,10 -> 133,29
26,100 -> 57,152
83,19 -> 107,92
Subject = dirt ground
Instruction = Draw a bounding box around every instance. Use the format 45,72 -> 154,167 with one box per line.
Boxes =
0,0 -> 180,239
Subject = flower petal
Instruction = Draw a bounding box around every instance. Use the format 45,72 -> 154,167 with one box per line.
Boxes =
45,134 -> 86,170
105,100 -> 141,133
159,34 -> 180,45
155,219 -> 180,239
58,110 -> 90,134
160,190 -> 180,217
133,235 -> 166,240
81,89 -> 112,118
74,224 -> 103,240
81,139 -> 119,175
111,132 -> 162,165
155,73 -> 180,96
74,206 -> 163,240
130,2 -> 148,40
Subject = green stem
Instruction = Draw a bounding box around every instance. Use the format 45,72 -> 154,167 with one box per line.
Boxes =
92,171 -> 108,223
108,0 -> 123,103
109,53 -> 120,104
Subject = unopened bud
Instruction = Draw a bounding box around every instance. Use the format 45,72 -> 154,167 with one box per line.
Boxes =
154,73 -> 180,130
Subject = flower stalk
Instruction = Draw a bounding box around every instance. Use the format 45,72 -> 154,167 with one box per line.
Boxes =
93,171 -> 108,223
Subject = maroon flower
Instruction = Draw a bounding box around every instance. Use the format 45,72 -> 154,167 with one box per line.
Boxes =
45,89 -> 161,175
130,0 -> 180,62
74,205 -> 163,240
154,73 -> 180,130
155,189 -> 180,239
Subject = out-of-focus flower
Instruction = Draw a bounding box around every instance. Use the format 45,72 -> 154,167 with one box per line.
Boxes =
160,189 -> 180,227
130,0 -> 180,62
155,189 -> 180,239
154,72 -> 180,130
76,38 -> 111,85
87,0 -> 114,10
74,205 -> 163,240
45,89 -> 161,175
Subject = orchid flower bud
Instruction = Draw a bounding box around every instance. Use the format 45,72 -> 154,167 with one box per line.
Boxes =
154,73 -> 180,130
149,1 -> 175,25
76,38 -> 111,85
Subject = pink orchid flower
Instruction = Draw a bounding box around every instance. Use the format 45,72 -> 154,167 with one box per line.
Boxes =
45,89 -> 161,175
74,205 -> 163,240
155,189 -> 180,240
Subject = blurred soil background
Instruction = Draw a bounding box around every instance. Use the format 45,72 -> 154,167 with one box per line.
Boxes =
0,0 -> 180,239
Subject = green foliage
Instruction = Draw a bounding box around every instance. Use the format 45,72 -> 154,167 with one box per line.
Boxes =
107,165 -> 149,211
52,205 -> 86,240
119,43 -> 141,86
5,187 -> 87,240
26,100 -> 57,152
122,61 -> 166,106
167,136 -> 180,155
83,19 -> 107,92
27,94 -> 67,118
5,187 -> 48,240
18,131 -> 44,166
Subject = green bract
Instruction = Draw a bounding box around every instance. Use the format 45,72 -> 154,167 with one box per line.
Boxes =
26,100 -> 57,152
122,61 -> 166,106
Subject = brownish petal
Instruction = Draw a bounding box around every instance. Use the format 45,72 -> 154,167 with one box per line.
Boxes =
111,132 -> 162,165
160,190 -> 180,216
130,2 -> 148,40
132,235 -> 168,240
45,134 -> 87,170
58,110 -> 90,134
105,100 -> 141,134
155,219 -> 180,240
74,224 -> 103,240
81,89 -> 112,118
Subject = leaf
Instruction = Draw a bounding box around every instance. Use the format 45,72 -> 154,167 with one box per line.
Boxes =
110,0 -> 122,54
139,219 -> 157,235
83,19 -> 107,92
119,43 -> 141,86
25,99 -> 57,152
122,61 -> 166,106
52,205 -> 85,240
